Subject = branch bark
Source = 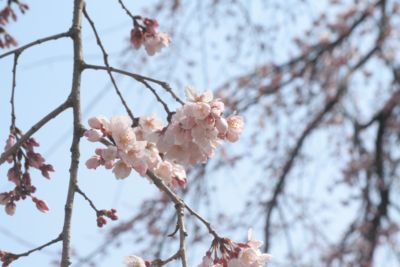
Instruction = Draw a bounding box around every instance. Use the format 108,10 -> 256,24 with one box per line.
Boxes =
60,0 -> 84,265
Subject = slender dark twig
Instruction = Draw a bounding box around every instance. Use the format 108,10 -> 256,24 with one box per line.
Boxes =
82,5 -> 138,126
83,63 -> 185,105
0,31 -> 71,59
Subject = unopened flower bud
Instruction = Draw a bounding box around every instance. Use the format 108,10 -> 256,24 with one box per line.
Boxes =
5,202 -> 16,216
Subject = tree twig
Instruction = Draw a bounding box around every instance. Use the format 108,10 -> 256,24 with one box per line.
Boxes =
0,31 -> 71,59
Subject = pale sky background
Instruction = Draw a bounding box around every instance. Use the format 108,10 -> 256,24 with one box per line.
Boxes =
1,1 -> 397,267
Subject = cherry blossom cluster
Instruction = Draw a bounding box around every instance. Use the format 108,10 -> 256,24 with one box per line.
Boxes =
197,230 -> 272,267
130,17 -> 171,56
84,88 -> 244,188
96,208 -> 118,227
0,1 -> 29,49
123,230 -> 271,267
85,114 -> 187,188
157,87 -> 244,165
1,131 -> 53,215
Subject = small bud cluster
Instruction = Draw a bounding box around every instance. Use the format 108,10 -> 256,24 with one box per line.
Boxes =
85,88 -> 244,188
96,208 -> 118,228
130,17 -> 171,56
0,1 -> 29,49
1,129 -> 53,215
197,230 -> 272,267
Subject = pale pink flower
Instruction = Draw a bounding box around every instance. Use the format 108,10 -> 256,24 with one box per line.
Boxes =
139,114 -> 163,133
154,161 -> 173,184
120,141 -> 147,166
143,32 -> 171,56
142,143 -> 162,169
231,229 -> 272,267
104,160 -> 114,169
191,126 -> 220,157
211,100 -> 225,116
226,115 -> 244,142
110,116 -> 136,149
131,159 -> 148,176
88,116 -> 110,131
171,163 -> 187,188
84,129 -> 103,142
164,144 -> 190,164
185,86 -> 213,103
101,145 -> 118,161
191,102 -> 211,120
85,156 -> 101,169
113,160 -> 131,179
124,255 -> 146,267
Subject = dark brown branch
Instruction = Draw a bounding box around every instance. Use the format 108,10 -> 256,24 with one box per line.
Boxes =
4,234 -> 63,265
60,0 -> 85,265
9,52 -> 19,130
116,0 -> 141,24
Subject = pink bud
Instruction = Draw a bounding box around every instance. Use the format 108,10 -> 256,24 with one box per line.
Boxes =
7,167 -> 19,185
32,197 -> 50,213
5,202 -> 16,216
88,117 -> 102,129
0,193 -> 10,205
84,129 -> 103,142
27,151 -> 45,168
85,156 -> 101,169
4,134 -> 14,151
40,164 -> 55,179
130,27 -> 144,49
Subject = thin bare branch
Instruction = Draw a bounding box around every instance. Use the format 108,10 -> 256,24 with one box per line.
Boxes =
0,99 -> 72,165
0,31 -> 71,59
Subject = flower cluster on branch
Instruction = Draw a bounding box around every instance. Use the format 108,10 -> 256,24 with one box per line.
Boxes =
1,129 -> 53,216
85,87 -> 244,190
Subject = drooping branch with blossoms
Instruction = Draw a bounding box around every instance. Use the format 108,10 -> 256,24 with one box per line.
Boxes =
0,0 -> 271,267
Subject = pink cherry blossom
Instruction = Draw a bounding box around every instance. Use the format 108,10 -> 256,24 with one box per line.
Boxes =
88,116 -> 110,130
84,129 -> 103,142
101,145 -> 118,161
113,160 -> 131,179
123,255 -> 147,267
226,115 -> 244,142
110,116 -> 136,149
85,155 -> 101,169
143,32 -> 171,56
140,114 -> 163,131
